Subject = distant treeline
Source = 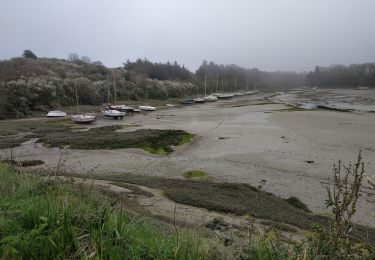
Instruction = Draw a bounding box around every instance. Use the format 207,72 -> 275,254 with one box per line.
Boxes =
306,64 -> 375,88
195,61 -> 306,92
124,59 -> 193,81
0,50 -> 374,119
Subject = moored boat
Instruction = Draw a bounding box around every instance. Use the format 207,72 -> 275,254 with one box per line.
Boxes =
205,95 -> 218,102
217,93 -> 234,99
194,97 -> 206,103
109,104 -> 135,113
102,109 -> 126,119
180,99 -> 194,105
46,110 -> 67,117
71,81 -> 96,124
139,105 -> 156,111
71,114 -> 96,124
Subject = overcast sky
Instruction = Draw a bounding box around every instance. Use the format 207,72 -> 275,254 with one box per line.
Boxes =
1,0 -> 375,72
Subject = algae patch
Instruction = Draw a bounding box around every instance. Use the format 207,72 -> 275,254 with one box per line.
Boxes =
183,170 -> 208,178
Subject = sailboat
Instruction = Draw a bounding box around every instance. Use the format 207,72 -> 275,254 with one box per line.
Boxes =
216,78 -> 233,99
194,77 -> 206,103
244,79 -> 255,95
71,81 -> 96,124
232,77 -> 245,96
205,74 -> 217,102
47,83 -> 67,117
102,73 -> 126,119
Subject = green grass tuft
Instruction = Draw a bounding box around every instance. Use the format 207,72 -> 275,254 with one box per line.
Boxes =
179,133 -> 195,145
183,170 -> 208,178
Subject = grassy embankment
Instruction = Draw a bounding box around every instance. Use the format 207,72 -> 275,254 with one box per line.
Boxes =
0,163 -> 219,259
63,172 -> 375,243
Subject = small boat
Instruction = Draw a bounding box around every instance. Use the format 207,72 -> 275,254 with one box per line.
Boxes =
71,81 -> 96,124
71,114 -> 96,124
233,92 -> 246,96
139,105 -> 156,111
217,93 -> 234,99
110,104 -> 135,113
166,104 -> 175,107
205,95 -> 218,102
102,109 -> 126,119
46,110 -> 67,117
244,91 -> 255,95
194,97 -> 206,103
180,99 -> 194,105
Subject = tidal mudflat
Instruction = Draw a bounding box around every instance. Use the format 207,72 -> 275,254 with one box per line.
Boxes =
2,89 -> 374,227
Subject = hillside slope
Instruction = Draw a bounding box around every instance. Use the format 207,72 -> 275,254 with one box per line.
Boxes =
0,57 -> 195,119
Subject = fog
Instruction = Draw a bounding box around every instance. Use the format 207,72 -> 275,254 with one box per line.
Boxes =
1,0 -> 374,71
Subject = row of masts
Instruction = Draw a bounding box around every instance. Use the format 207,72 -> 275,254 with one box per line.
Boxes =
196,74 -> 257,95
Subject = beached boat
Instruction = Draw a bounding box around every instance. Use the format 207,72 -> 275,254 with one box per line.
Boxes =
46,110 -> 67,117
139,105 -> 156,111
102,109 -> 125,119
233,92 -> 245,96
71,81 -> 96,124
194,97 -> 206,103
205,95 -> 218,102
217,93 -> 234,99
110,104 -> 135,113
71,114 -> 96,124
180,99 -> 194,105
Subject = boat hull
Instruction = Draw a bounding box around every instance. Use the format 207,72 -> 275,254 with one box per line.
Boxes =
138,106 -> 156,111
205,95 -> 218,102
71,114 -> 96,124
46,111 -> 67,117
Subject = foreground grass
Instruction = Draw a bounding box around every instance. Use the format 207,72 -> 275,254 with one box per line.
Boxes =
0,163 -> 218,259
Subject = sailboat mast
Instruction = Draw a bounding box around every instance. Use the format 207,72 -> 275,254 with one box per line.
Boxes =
247,79 -> 249,91
196,78 -> 199,97
234,77 -> 237,91
221,77 -> 224,92
106,74 -> 110,105
74,81 -> 79,114
215,74 -> 218,93
204,75 -> 207,96
113,72 -> 117,104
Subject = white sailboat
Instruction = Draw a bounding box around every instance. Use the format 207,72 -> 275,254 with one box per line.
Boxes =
71,81 -> 96,124
47,110 -> 67,117
204,75 -> 217,102
138,105 -> 156,111
102,73 -> 126,119
194,76 -> 206,103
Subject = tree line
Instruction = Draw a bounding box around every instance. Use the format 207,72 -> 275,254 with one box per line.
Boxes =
306,64 -> 375,88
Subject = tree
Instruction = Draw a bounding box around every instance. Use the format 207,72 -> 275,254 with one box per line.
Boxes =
22,50 -> 37,59
68,53 -> 80,63
81,55 -> 91,63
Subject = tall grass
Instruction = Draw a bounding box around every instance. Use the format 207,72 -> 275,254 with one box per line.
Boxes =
0,163 -> 217,259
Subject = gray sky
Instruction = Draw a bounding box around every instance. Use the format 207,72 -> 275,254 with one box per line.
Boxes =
1,0 -> 375,71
